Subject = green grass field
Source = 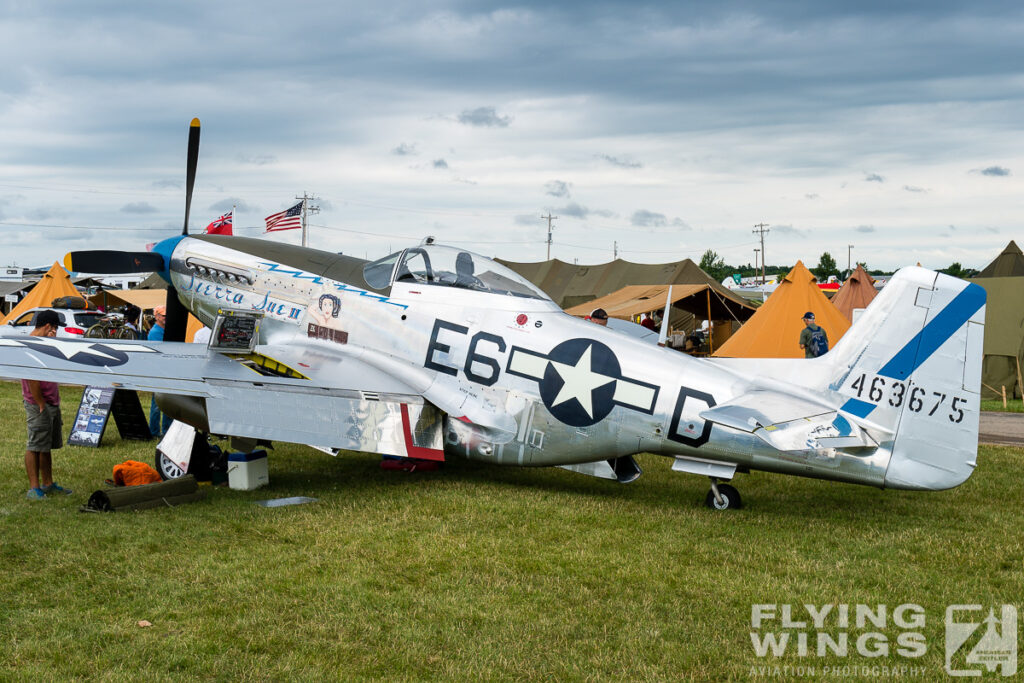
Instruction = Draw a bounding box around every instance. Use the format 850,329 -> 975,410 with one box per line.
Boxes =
981,398 -> 1024,413
0,380 -> 1021,681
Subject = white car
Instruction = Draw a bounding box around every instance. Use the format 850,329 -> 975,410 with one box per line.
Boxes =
3,308 -> 108,338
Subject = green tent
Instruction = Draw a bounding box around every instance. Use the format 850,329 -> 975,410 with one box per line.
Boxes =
972,276 -> 1024,399
977,240 -> 1024,278
973,241 -> 1024,398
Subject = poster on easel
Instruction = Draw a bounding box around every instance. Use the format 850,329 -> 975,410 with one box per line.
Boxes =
68,386 -> 115,447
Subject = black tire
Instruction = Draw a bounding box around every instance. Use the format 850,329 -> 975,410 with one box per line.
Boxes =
155,448 -> 186,480
84,324 -> 107,339
155,434 -> 215,481
117,326 -> 137,340
705,483 -> 742,510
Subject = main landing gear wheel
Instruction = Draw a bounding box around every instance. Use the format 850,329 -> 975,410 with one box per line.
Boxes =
156,449 -> 185,480
705,480 -> 742,510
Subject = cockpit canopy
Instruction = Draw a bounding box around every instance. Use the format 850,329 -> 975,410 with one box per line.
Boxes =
363,245 -> 550,301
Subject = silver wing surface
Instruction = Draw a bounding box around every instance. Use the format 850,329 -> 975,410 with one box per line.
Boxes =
0,336 -> 445,460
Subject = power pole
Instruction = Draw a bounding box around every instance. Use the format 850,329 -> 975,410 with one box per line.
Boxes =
754,248 -> 760,277
848,244 -> 854,276
542,213 -> 557,260
297,191 -> 320,248
753,222 -> 769,283
614,241 -> 618,259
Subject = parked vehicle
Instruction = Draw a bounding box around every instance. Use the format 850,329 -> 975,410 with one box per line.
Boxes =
3,308 -> 107,338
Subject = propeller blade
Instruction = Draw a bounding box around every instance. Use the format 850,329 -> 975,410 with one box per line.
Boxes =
64,250 -> 165,274
183,117 -> 201,235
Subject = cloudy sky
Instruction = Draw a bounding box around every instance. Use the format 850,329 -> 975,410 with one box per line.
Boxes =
1,1 -> 1022,272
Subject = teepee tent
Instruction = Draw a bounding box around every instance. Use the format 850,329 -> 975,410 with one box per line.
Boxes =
977,240 -> 1024,278
0,262 -> 85,324
831,264 -> 877,322
712,260 -> 851,359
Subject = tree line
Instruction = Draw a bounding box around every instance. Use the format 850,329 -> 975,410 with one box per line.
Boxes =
698,250 -> 979,283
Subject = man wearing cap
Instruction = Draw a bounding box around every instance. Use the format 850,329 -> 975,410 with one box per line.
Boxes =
799,311 -> 828,358
588,308 -> 609,326
22,310 -> 73,500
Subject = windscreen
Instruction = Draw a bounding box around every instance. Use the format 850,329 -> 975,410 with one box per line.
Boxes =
364,245 -> 550,300
400,246 -> 550,300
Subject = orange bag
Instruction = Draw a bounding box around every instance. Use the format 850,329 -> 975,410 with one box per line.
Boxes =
113,460 -> 163,487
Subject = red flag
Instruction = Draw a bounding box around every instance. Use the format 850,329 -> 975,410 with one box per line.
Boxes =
265,202 -> 303,232
204,211 -> 233,236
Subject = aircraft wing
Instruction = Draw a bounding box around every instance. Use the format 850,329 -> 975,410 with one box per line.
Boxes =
0,335 -> 447,460
699,390 -> 879,452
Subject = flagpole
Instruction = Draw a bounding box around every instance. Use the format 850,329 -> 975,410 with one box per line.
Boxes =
301,195 -> 308,248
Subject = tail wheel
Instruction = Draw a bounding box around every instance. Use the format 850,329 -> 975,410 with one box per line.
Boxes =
117,326 -> 137,340
705,483 -> 742,510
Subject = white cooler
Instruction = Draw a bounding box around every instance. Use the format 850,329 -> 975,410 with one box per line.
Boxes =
227,450 -> 269,490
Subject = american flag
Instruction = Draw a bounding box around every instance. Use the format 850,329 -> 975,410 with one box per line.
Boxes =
265,202 -> 303,232
204,210 -> 233,236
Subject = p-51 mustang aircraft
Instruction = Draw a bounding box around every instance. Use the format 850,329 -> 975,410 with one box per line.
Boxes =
0,120 -> 986,508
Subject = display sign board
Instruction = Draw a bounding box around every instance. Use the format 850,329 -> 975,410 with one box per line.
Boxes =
68,386 -> 115,447
68,386 -> 152,447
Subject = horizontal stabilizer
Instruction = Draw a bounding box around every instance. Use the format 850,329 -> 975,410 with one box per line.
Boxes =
699,390 -> 877,453
699,390 -> 833,433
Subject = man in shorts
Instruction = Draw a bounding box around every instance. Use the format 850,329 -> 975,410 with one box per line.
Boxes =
22,310 -> 73,500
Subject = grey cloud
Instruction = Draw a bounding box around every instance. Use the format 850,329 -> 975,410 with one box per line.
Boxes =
632,210 -> 667,227
235,154 -> 276,166
864,173 -> 885,183
120,202 -> 158,214
771,224 -> 806,237
209,198 -> 255,213
805,193 -> 820,199
433,159 -> 449,169
458,107 -> 511,128
514,214 -> 539,226
980,166 -> 1011,176
598,154 -> 642,169
545,180 -> 571,198
392,143 -> 418,156
557,202 -> 590,218
27,208 -> 64,221
903,185 -> 926,193
152,179 -> 182,190
855,226 -> 876,233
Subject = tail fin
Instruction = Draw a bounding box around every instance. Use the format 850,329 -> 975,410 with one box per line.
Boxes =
827,267 -> 986,489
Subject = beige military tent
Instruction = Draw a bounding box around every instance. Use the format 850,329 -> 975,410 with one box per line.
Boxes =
0,262 -> 85,324
977,240 -> 1024,278
830,264 -> 877,322
712,261 -> 851,359
972,241 -> 1024,398
497,256 -> 749,311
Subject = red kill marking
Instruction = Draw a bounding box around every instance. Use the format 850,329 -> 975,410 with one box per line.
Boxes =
516,314 -> 528,326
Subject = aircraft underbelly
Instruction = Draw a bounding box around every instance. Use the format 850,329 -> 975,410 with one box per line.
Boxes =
205,385 -> 444,457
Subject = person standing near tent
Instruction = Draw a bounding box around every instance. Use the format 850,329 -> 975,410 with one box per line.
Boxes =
22,310 -> 73,500
799,311 -> 829,358
147,306 -> 173,437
